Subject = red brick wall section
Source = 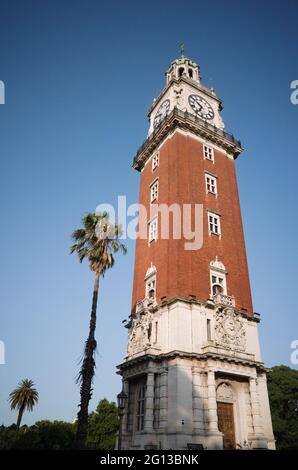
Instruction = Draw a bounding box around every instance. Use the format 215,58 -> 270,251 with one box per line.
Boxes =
131,132 -> 253,316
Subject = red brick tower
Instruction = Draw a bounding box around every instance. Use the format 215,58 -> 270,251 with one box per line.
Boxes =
118,51 -> 275,451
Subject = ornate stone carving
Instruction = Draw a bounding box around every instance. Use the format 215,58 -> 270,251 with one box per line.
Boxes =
210,257 -> 226,273
173,87 -> 185,109
213,293 -> 236,307
216,382 -> 234,402
145,263 -> 156,279
127,311 -> 154,356
215,307 -> 246,351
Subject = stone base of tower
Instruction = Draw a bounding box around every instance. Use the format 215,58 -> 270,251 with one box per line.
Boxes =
117,298 -> 275,450
117,354 -> 275,450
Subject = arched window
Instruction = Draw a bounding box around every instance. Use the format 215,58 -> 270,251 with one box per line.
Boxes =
210,258 -> 227,297
146,278 -> 156,301
145,263 -> 157,302
189,68 -> 193,79
148,286 -> 155,299
178,67 -> 184,77
212,282 -> 224,296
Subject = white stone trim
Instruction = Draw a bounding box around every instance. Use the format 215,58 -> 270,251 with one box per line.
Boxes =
145,262 -> 157,280
205,172 -> 218,195
150,178 -> 159,203
152,152 -> 159,170
148,216 -> 158,243
204,144 -> 215,162
207,211 -> 221,238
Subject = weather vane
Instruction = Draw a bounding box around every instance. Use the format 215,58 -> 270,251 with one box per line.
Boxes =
179,43 -> 185,58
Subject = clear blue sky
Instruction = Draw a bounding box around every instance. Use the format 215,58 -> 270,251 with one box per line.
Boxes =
0,0 -> 297,426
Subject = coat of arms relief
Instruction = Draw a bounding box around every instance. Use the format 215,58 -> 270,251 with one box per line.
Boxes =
215,307 -> 246,351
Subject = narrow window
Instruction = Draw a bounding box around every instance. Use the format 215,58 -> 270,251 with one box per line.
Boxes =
146,277 -> 156,300
207,319 -> 212,341
149,218 -> 158,242
152,153 -> 159,170
154,321 -> 158,343
205,173 -> 217,195
208,212 -> 221,236
210,272 -> 227,296
204,145 -> 214,162
150,179 -> 159,203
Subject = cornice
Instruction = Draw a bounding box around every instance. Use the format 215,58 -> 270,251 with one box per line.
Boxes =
132,107 -> 242,171
137,295 -> 258,323
117,349 -> 266,374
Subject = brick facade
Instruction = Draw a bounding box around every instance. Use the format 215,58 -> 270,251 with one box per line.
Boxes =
131,131 -> 253,316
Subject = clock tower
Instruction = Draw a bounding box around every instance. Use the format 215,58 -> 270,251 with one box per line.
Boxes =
117,51 -> 275,450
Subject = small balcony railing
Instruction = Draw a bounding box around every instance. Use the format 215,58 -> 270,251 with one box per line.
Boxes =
136,297 -> 157,314
133,107 -> 242,168
213,293 -> 235,307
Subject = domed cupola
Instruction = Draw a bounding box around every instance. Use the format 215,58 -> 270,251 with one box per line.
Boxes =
165,44 -> 201,84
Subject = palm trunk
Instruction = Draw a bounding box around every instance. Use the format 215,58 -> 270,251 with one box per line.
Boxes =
16,403 -> 25,429
74,271 -> 100,449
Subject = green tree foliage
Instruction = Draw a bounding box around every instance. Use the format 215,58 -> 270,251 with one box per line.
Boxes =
86,399 -> 119,449
0,425 -> 20,449
267,365 -> 298,450
0,399 -> 118,449
0,421 -> 75,449
8,379 -> 38,428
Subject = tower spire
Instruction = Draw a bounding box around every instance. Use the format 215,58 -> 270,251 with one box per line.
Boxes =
179,42 -> 185,58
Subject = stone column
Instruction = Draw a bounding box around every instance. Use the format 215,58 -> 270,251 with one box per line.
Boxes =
144,371 -> 155,431
207,370 -> 219,433
159,368 -> 168,429
122,379 -> 129,433
193,368 -> 204,433
249,376 -> 263,437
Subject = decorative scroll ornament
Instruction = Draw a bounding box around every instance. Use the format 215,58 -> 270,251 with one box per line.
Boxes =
215,307 -> 246,351
127,311 -> 153,356
210,257 -> 226,273
216,382 -> 234,402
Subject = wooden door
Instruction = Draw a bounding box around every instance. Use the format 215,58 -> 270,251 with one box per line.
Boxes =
217,401 -> 236,449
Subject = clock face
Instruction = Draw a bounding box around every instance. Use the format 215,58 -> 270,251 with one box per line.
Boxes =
153,99 -> 170,128
188,94 -> 214,120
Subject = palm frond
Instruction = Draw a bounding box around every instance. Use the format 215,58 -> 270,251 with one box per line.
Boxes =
8,379 -> 38,412
70,212 -> 127,274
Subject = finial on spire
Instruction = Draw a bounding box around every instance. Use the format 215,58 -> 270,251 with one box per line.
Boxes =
179,43 -> 185,58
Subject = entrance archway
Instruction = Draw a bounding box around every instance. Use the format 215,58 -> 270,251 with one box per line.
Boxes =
216,382 -> 236,449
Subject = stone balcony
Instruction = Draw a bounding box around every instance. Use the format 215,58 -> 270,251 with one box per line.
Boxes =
213,293 -> 236,307
136,297 -> 157,314
132,107 -> 242,171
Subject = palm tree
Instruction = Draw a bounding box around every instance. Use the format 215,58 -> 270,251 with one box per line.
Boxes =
70,212 -> 127,449
9,379 -> 38,428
